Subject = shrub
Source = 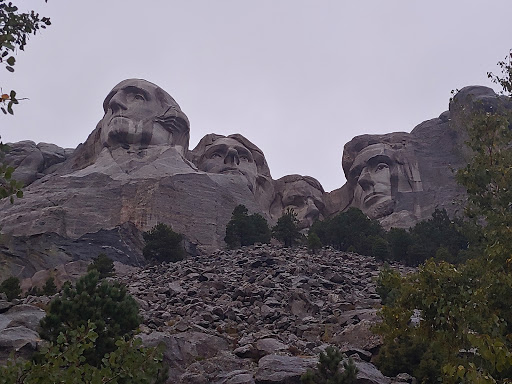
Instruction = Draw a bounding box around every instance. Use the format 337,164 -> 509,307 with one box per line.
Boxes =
307,232 -> 322,254
1,322 -> 166,383
224,205 -> 271,248
0,276 -> 21,301
143,223 -> 185,263
310,208 -> 383,254
39,270 -> 141,366
272,208 -> 300,247
301,346 -> 357,384
42,276 -> 57,296
87,253 -> 115,279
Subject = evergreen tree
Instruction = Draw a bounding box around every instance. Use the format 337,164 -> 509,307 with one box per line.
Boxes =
87,253 -> 115,279
143,223 -> 185,263
301,346 -> 357,384
39,270 -> 141,367
42,276 -> 57,296
272,208 -> 300,247
0,276 -> 21,301
307,232 -> 322,254
224,205 -> 271,248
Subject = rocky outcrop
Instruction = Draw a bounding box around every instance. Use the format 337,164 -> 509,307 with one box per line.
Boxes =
2,140 -> 72,186
0,301 -> 46,362
328,85 -> 511,229
114,244 -> 413,383
0,81 -> 506,278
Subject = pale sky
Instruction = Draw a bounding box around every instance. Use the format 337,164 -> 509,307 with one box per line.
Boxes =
2,1 -> 511,192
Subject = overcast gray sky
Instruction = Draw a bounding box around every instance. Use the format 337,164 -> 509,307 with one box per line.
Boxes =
2,1 -> 511,192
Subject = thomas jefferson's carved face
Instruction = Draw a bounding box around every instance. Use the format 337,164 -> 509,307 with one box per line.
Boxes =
350,144 -> 395,219
281,180 -> 325,229
100,80 -> 172,148
197,137 -> 258,191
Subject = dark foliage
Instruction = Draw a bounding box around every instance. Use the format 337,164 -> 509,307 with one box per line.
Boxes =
224,205 -> 271,248
272,208 -> 300,247
143,223 -> 185,263
39,270 -> 141,367
42,276 -> 57,296
301,346 -> 357,384
0,276 -> 20,301
307,232 -> 322,254
309,208 -> 383,256
87,253 -> 115,279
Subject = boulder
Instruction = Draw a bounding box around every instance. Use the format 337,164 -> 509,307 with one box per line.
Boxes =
0,326 -> 41,361
255,354 -> 317,384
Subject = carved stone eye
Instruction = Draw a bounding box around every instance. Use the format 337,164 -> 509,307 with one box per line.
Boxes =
134,94 -> 146,101
375,163 -> 389,172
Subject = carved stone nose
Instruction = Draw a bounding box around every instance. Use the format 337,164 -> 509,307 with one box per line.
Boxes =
358,168 -> 374,190
108,92 -> 127,112
224,148 -> 240,165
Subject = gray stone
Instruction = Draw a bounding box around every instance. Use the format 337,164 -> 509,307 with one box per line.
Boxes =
327,85 -> 511,229
0,326 -> 40,361
255,354 -> 317,384
354,359 -> 391,384
2,140 -> 70,187
4,304 -> 46,331
255,338 -> 287,357
217,370 -> 256,384
189,133 -> 274,212
270,175 -> 325,230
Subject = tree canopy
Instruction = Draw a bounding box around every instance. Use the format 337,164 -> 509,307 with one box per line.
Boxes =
374,50 -> 512,383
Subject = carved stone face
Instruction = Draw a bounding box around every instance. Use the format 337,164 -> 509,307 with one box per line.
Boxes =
100,79 -> 173,148
350,144 -> 395,219
197,137 -> 259,191
281,179 -> 325,229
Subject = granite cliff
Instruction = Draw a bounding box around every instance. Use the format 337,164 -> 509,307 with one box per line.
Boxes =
0,80 -> 508,278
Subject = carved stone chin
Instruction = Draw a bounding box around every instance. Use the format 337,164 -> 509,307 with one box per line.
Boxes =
365,198 -> 395,220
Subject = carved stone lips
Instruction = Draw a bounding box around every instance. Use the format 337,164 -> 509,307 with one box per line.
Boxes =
363,193 -> 389,205
220,167 -> 242,175
109,115 -> 126,123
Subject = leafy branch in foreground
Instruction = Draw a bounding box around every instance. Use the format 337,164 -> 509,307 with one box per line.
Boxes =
0,0 -> 51,115
0,322 -> 166,384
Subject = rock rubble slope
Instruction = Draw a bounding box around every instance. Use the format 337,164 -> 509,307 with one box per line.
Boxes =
115,245 -> 413,384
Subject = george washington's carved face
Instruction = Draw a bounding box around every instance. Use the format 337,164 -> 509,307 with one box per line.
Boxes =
349,144 -> 395,219
100,79 -> 173,148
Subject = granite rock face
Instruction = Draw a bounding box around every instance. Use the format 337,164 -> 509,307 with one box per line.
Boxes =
0,80 -> 272,279
328,85 -> 510,229
2,140 -> 72,186
0,82 -> 506,277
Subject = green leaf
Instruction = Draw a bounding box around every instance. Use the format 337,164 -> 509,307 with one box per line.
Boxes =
6,56 -> 15,66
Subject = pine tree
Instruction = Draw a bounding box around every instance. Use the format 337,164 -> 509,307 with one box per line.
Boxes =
272,208 -> 300,247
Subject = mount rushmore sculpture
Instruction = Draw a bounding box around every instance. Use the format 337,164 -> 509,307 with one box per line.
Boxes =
0,79 -> 503,278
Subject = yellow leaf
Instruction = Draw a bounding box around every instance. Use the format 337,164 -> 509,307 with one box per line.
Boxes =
1,94 -> 9,101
